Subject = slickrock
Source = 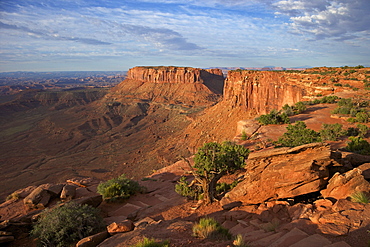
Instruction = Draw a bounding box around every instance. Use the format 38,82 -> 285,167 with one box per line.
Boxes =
76,231 -> 109,247
224,143 -> 334,204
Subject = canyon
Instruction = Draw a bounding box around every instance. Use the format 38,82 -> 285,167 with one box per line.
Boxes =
1,65 -> 370,246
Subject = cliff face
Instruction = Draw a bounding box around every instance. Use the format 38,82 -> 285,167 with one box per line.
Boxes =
224,70 -> 310,114
110,66 -> 224,106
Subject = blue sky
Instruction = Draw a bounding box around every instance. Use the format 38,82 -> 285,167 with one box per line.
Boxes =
0,0 -> 369,72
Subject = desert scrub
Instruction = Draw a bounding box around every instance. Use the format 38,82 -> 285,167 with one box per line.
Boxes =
350,191 -> 370,204
320,123 -> 344,141
192,217 -> 231,240
276,121 -> 321,147
233,234 -> 250,247
97,174 -> 145,201
175,176 -> 201,200
257,109 -> 290,125
6,192 -> 20,201
346,136 -> 370,155
31,202 -> 105,247
132,237 -> 170,247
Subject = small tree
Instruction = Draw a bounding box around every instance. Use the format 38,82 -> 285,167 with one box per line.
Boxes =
184,141 -> 249,204
320,123 -> 344,141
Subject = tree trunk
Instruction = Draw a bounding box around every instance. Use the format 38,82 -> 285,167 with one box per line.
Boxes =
202,172 -> 225,204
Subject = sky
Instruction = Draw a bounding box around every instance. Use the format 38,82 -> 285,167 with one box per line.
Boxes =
0,0 -> 369,72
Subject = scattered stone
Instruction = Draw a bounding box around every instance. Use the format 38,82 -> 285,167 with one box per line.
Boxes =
220,199 -> 242,210
67,177 -> 99,187
73,195 -> 103,208
23,186 -> 51,209
40,183 -> 64,197
12,185 -> 38,199
314,199 -> 333,211
269,227 -> 309,247
107,220 -> 134,235
0,220 -> 10,230
318,223 -> 349,236
321,168 -> 370,200
60,184 -> 77,200
358,163 -> 370,179
76,230 -> 109,247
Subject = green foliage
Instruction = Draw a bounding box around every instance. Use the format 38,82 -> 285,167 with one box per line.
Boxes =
192,141 -> 249,204
346,136 -> 370,155
175,176 -> 201,200
132,237 -> 170,247
97,174 -> 144,201
318,95 -> 338,104
350,191 -> 370,204
192,217 -> 231,240
345,127 -> 360,137
31,202 -> 105,247
276,121 -> 321,147
257,109 -> 291,125
240,131 -> 248,141
356,112 -> 369,123
216,181 -> 239,194
294,101 -> 307,114
194,141 -> 249,177
319,123 -> 344,141
358,124 -> 369,137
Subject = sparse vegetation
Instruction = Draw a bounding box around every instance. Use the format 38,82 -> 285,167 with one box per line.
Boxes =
97,174 -> 145,201
132,237 -> 170,247
6,192 -> 20,201
233,234 -> 250,247
241,131 -> 248,141
257,109 -> 290,125
192,217 -> 231,240
175,176 -> 201,200
276,121 -> 321,147
31,202 -> 105,247
346,136 -> 370,155
320,123 -> 344,141
350,191 -> 370,204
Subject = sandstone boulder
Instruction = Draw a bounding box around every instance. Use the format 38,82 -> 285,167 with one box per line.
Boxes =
40,183 -> 64,197
23,186 -> 51,209
60,184 -> 77,200
73,195 -> 103,208
225,143 -> 334,204
358,163 -> 370,179
321,168 -> 370,200
107,220 -> 134,235
76,230 -> 109,247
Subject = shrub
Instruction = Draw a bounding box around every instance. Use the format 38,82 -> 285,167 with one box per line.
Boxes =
240,131 -> 248,141
132,237 -> 170,247
31,202 -> 105,247
216,181 -> 239,194
276,121 -> 321,147
346,136 -> 370,155
358,124 -> 369,138
356,112 -> 369,123
192,217 -> 231,240
233,234 -> 250,247
97,174 -> 144,201
257,109 -> 290,125
345,127 -> 360,137
6,192 -> 20,201
320,123 -> 344,141
294,101 -> 307,114
175,176 -> 201,200
350,191 -> 370,204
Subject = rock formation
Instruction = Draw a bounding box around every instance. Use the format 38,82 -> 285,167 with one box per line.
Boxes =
109,66 -> 224,106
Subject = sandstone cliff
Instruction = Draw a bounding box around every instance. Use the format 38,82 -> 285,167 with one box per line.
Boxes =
224,70 -> 313,114
110,66 -> 224,106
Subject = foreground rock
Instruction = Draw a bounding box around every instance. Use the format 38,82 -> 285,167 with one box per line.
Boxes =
224,143 -> 336,204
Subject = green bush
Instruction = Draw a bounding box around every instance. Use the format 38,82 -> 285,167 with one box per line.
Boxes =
345,127 -> 360,137
358,124 -> 369,137
97,174 -> 144,201
192,217 -> 231,240
175,176 -> 201,200
320,123 -> 344,141
346,136 -> 370,155
240,131 -> 248,141
132,237 -> 170,247
356,112 -> 369,123
216,181 -> 239,194
31,202 -> 105,247
276,121 -> 321,147
257,109 -> 290,125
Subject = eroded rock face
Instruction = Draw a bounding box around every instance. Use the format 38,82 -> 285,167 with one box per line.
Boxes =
321,168 -> 370,200
224,143 -> 335,204
224,70 -> 316,114
110,66 -> 224,106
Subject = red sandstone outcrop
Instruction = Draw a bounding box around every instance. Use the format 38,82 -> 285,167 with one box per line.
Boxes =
223,143 -> 336,204
109,66 -> 224,106
223,70 -> 315,114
